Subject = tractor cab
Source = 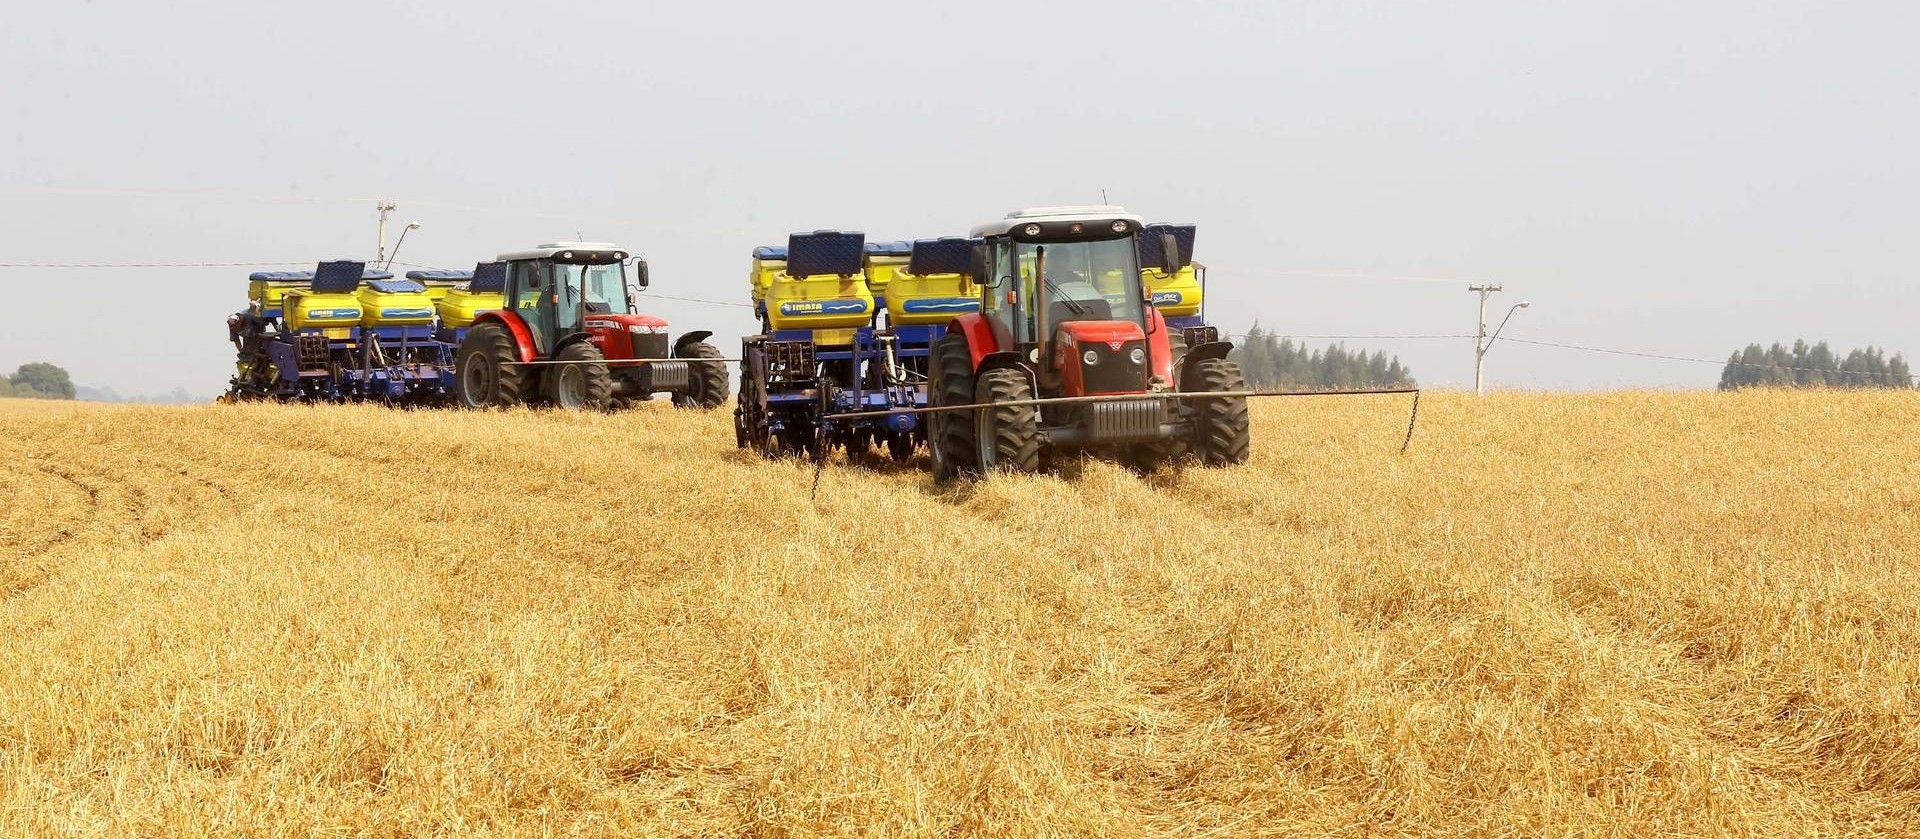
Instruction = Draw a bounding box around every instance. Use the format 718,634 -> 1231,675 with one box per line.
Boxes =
495,242 -> 647,355
967,206 -> 1173,395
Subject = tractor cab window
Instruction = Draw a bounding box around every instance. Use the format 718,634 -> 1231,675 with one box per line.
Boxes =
583,264 -> 631,315
1016,237 -> 1144,338
554,263 -> 631,317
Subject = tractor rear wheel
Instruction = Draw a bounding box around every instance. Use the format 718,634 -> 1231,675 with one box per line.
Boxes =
974,368 -> 1042,475
929,333 -> 978,481
1190,358 -> 1251,466
548,342 -> 613,411
455,323 -> 532,409
672,341 -> 729,409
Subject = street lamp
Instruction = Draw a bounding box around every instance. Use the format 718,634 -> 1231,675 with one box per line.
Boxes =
1473,295 -> 1531,395
384,222 -> 422,270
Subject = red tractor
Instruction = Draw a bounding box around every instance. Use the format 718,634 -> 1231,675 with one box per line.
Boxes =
453,242 -> 727,410
927,208 -> 1251,478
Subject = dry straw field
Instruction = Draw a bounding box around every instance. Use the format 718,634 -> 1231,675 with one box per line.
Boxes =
1,390 -> 1917,837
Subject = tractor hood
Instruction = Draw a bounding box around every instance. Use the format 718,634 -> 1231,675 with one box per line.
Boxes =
1055,319 -> 1145,349
585,313 -> 669,332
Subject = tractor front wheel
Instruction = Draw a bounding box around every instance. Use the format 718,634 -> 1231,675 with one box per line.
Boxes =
1189,358 -> 1251,466
974,368 -> 1042,475
673,341 -> 730,409
548,342 -> 613,411
455,323 -> 532,409
929,333 -> 979,481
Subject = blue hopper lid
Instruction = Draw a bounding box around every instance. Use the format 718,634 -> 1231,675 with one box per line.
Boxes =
366,279 -> 426,293
863,240 -> 912,257
405,269 -> 473,282
908,237 -> 977,277
752,246 -> 788,260
786,230 -> 865,278
249,270 -> 314,282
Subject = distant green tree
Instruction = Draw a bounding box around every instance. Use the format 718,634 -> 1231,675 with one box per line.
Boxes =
7,363 -> 76,399
1718,340 -> 1912,390
1229,325 -> 1417,390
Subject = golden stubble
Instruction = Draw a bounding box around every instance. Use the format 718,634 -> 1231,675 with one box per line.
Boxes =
0,390 -> 1915,837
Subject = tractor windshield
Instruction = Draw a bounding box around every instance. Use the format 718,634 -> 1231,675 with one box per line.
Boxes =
1016,237 -> 1144,328
556,263 -> 633,315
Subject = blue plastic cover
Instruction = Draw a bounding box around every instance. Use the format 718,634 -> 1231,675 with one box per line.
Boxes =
908,237 -> 976,277
404,269 -> 473,282
752,246 -> 788,261
1137,224 -> 1197,271
468,261 -> 507,293
785,230 -> 865,278
366,279 -> 426,294
312,260 -> 371,293
863,240 -> 912,257
249,270 -> 314,282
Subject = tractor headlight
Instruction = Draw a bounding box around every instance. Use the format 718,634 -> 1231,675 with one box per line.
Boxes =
1023,223 -> 1042,236
1082,349 -> 1100,366
1128,346 -> 1146,365
1111,220 -> 1128,233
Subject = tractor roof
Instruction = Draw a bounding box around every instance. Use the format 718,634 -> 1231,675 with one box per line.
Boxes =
970,205 -> 1146,238
495,242 -> 629,262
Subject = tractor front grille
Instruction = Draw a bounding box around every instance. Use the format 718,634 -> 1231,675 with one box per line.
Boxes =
1080,339 -> 1148,394
632,331 -> 669,361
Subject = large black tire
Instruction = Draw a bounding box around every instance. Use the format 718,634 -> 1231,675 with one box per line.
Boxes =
673,341 -> 729,409
455,323 -> 533,409
547,341 -> 613,411
1190,358 -> 1251,466
974,368 -> 1042,475
929,333 -> 979,481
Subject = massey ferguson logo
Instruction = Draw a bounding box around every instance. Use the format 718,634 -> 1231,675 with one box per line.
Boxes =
1107,341 -> 1124,351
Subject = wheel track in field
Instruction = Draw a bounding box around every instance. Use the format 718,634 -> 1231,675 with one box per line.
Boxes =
0,436 -> 246,602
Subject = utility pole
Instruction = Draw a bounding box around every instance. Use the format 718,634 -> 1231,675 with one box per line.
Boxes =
1470,283 -> 1502,396
375,200 -> 397,265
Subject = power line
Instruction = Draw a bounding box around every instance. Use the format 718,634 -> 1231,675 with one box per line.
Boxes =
1229,332 -> 1474,340
0,261 -> 313,268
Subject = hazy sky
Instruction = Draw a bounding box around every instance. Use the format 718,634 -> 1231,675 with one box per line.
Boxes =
3,0 -> 1915,395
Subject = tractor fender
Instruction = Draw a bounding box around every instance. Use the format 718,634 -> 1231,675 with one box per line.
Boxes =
553,331 -> 598,354
473,309 -> 536,362
945,313 -> 999,370
1179,340 -> 1238,391
672,330 -> 714,355
976,350 -> 1027,379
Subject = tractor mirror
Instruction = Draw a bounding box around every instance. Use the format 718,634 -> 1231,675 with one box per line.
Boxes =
632,258 -> 651,289
969,241 -> 990,285
1158,232 -> 1182,275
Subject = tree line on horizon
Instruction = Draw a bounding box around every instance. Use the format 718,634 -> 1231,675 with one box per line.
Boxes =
1229,325 -> 1416,391
1719,341 -> 1912,390
0,362 -> 76,400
